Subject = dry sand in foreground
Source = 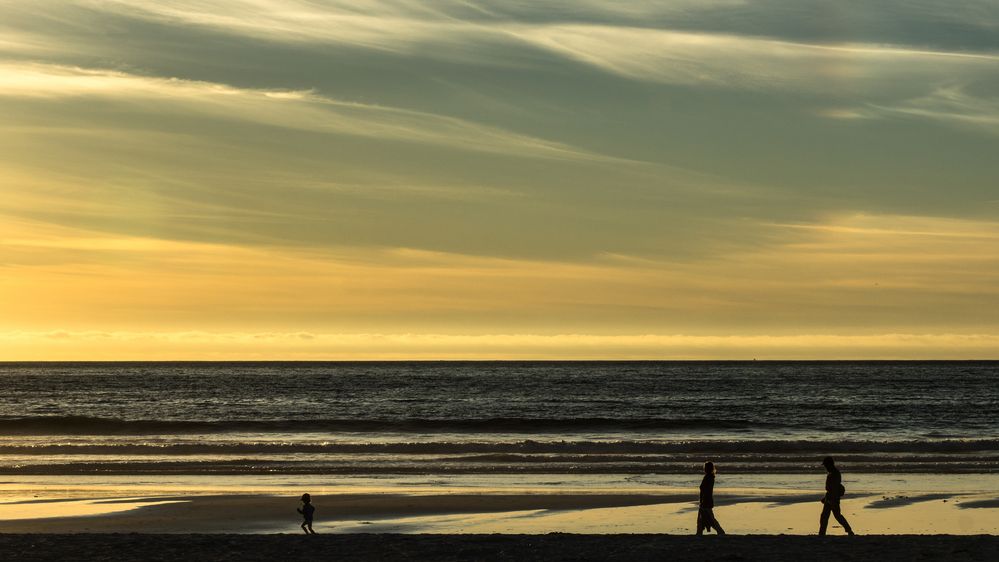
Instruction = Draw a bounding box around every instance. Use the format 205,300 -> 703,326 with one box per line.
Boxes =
0,534 -> 996,561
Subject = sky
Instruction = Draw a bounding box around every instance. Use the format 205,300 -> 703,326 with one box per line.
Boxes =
1,1 -> 998,359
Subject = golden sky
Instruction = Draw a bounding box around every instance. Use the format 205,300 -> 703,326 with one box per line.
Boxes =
2,1 -> 998,359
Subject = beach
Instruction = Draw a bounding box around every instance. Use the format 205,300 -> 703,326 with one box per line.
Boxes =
1,486 -> 997,559
2,492 -> 997,561
0,487 -> 996,535
0,362 -> 995,557
5,0 -> 999,556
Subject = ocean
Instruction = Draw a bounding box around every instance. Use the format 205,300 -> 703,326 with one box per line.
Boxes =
1,361 -> 996,480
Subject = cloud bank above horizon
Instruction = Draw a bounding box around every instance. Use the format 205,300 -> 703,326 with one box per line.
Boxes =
1,1 -> 998,359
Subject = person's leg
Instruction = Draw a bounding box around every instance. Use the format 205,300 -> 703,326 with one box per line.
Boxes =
709,511 -> 725,535
831,505 -> 854,535
301,521 -> 309,534
819,502 -> 832,535
696,509 -> 708,535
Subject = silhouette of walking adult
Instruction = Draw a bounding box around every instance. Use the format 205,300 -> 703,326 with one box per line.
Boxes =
696,461 -> 725,535
819,456 -> 855,535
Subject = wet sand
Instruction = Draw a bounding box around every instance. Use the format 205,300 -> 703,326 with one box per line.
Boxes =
1,492 -> 996,560
0,494 -> 686,533
1,491 -> 996,535
0,534 -> 996,561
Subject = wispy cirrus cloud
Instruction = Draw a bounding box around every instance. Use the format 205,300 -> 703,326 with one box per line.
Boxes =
8,2 -> 995,97
869,87 -> 999,135
5,1 -> 998,147
2,1 -> 999,356
2,213 -> 997,335
512,25 -> 999,95
71,0 -> 999,51
0,62 -> 613,162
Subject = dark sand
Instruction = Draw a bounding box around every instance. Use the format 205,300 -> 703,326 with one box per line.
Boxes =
0,494 -> 687,533
0,534 -> 996,561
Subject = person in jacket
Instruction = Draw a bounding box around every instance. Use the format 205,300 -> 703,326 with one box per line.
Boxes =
696,461 -> 725,535
819,456 -> 855,535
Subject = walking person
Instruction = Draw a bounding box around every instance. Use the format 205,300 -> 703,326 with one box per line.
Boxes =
819,456 -> 855,535
696,461 -> 725,535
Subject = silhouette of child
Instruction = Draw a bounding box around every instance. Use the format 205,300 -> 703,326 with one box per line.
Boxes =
696,461 -> 725,535
297,493 -> 316,534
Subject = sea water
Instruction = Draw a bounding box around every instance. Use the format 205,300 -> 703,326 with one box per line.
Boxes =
0,361 -> 995,483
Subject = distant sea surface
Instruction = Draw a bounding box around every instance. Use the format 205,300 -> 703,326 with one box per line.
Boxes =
0,362 -> 996,476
